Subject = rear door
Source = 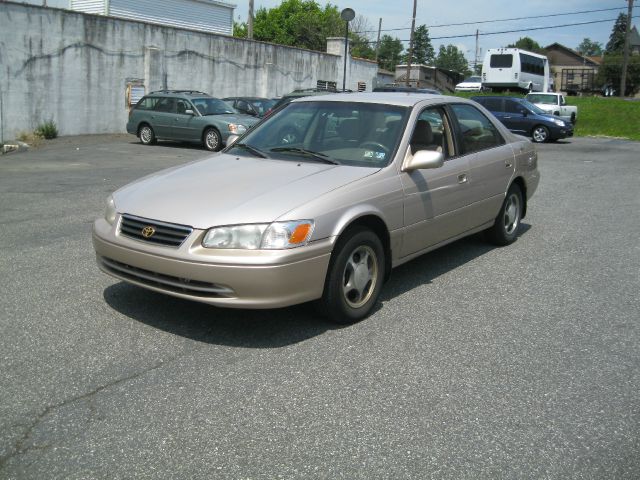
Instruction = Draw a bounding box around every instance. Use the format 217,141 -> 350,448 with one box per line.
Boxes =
151,97 -> 177,138
449,103 -> 515,226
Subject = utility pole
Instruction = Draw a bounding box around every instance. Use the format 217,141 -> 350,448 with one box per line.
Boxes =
248,0 -> 254,40
620,0 -> 633,97
474,29 -> 479,74
375,18 -> 382,63
405,0 -> 417,86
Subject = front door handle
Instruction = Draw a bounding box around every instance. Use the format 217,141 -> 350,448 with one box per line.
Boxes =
458,173 -> 468,184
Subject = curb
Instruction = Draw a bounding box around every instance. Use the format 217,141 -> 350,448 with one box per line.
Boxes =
1,141 -> 30,155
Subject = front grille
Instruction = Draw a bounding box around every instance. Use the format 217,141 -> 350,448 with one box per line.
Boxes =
99,256 -> 235,298
120,214 -> 193,247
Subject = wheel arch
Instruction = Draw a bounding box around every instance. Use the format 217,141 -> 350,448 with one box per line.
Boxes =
332,213 -> 392,282
137,122 -> 151,136
510,176 -> 527,219
201,125 -> 222,142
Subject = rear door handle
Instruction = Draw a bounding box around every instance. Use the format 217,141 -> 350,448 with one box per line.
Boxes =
458,174 -> 468,184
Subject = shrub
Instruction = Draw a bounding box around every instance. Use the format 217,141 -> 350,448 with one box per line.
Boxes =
35,120 -> 58,139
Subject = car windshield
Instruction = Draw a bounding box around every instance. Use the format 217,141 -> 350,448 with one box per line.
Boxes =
227,101 -> 410,168
463,76 -> 481,83
527,94 -> 556,105
192,98 -> 238,116
520,100 -> 547,116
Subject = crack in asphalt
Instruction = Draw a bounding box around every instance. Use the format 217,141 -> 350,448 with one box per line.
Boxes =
0,349 -> 201,469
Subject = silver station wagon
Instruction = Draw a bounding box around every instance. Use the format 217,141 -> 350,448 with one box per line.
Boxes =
94,93 -> 539,324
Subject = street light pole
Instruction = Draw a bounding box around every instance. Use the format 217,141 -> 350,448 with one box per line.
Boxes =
340,8 -> 355,92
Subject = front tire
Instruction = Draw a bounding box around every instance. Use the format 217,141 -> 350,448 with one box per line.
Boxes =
204,128 -> 222,151
486,185 -> 523,246
531,125 -> 550,143
320,228 -> 385,324
139,124 -> 156,145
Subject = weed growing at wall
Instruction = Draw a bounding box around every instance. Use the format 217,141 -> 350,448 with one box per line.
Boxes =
36,120 -> 58,139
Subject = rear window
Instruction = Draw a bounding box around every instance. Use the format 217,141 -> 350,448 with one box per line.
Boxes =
135,97 -> 160,110
490,54 -> 513,68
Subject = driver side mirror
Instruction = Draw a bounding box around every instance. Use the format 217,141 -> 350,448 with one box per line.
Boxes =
185,109 -> 195,116
402,150 -> 444,172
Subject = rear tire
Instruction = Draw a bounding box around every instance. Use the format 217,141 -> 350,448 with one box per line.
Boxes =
486,185 -> 523,246
320,228 -> 385,324
139,124 -> 156,145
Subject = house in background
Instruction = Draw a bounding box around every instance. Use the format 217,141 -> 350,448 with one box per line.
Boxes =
23,0 -> 236,35
544,43 -> 600,94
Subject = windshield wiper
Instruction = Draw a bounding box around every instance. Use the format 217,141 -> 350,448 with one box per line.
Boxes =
232,143 -> 268,158
270,147 -> 340,165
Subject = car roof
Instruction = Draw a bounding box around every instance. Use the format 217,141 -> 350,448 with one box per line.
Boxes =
148,90 -> 212,99
290,91 -> 460,107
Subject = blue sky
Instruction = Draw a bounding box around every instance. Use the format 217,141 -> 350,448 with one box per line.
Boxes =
233,0 -> 636,61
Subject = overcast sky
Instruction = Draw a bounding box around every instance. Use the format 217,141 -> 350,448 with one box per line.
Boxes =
233,0 -> 636,61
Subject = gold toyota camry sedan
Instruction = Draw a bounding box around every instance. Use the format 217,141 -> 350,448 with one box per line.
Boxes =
93,92 -> 539,323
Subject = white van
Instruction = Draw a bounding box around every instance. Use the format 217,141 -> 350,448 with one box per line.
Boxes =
481,48 -> 549,93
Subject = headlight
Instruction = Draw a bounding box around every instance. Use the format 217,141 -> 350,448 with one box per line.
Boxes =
202,220 -> 314,249
228,124 -> 247,134
553,119 -> 566,127
105,195 -> 117,225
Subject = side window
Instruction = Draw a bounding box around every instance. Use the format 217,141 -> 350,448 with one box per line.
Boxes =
237,100 -> 248,112
154,97 -> 176,113
481,98 -> 503,112
135,96 -> 159,110
450,104 -> 505,154
410,108 -> 452,158
176,99 -> 189,115
505,100 -> 523,114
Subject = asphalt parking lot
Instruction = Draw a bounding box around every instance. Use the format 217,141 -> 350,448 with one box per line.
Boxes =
0,134 -> 638,479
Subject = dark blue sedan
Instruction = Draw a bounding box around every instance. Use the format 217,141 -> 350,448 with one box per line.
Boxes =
471,96 -> 573,143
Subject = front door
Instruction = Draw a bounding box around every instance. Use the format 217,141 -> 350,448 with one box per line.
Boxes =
400,106 -> 472,257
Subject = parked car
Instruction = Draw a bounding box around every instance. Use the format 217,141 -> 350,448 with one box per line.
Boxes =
127,90 -> 260,151
95,92 -> 539,324
265,88 -> 343,117
471,96 -> 573,143
222,97 -> 276,117
454,76 -> 484,92
525,92 -> 578,124
373,85 -> 441,94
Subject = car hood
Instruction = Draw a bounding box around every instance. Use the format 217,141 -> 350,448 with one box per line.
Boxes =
456,82 -> 481,87
114,153 -> 378,229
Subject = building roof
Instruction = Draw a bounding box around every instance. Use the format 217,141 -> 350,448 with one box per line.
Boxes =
544,43 -> 599,67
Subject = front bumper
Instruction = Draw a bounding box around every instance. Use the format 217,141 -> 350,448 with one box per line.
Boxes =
93,217 -> 333,309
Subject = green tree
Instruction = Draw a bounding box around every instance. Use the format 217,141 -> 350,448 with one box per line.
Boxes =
507,36 -> 543,53
596,53 -> 640,95
576,38 -> 603,56
435,44 -> 470,76
402,25 -> 435,65
605,13 -> 628,53
377,35 -> 404,71
233,21 -> 247,38
252,0 -> 343,52
349,15 -> 376,60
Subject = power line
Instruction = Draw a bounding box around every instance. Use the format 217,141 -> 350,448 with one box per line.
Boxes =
354,6 -> 632,35
362,15 -> 640,44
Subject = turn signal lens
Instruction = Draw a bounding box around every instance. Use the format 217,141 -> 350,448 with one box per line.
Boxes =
289,223 -> 312,244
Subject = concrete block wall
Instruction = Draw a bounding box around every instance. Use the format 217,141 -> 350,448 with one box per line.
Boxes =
0,2 -> 378,139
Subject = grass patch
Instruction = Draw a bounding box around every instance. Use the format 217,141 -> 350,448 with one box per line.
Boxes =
35,120 -> 59,139
452,92 -> 640,141
566,97 -> 640,141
